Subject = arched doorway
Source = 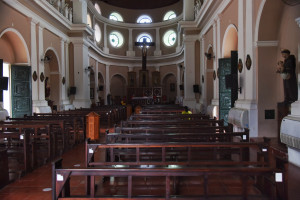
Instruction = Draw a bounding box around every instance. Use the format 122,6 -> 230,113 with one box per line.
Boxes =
206,46 -> 214,106
44,49 -> 60,111
97,72 -> 105,105
222,25 -> 238,58
219,24 -> 238,124
110,74 -> 126,105
162,73 -> 177,104
0,29 -> 30,117
255,0 -> 299,137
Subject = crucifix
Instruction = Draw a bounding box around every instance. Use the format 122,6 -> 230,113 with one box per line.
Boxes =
135,38 -> 155,71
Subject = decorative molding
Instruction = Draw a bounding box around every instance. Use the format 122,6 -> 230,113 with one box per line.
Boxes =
255,40 -> 279,47
238,59 -> 243,73
40,72 -> 45,82
3,0 -> 69,41
245,55 -> 252,70
87,0 -> 183,30
32,71 -> 38,81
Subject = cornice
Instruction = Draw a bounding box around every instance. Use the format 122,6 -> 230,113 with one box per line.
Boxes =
3,0 -> 69,41
87,38 -> 184,67
87,1 -> 183,30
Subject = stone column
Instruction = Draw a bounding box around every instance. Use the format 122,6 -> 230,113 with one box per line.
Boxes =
126,28 -> 135,57
105,64 -> 110,105
71,38 -> 91,108
33,24 -> 51,113
94,61 -> 99,103
176,30 -> 182,53
233,0 -> 258,137
183,34 -> 198,108
31,19 -> 38,103
154,28 -> 162,56
211,20 -> 219,106
176,63 -> 181,98
200,36 -> 206,106
60,38 -> 72,110
103,24 -> 109,53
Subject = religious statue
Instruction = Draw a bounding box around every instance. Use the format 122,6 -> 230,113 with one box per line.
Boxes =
276,49 -> 298,104
135,38 -> 155,71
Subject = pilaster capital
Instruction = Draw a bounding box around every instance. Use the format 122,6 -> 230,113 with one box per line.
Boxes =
183,34 -> 198,43
29,17 -> 39,26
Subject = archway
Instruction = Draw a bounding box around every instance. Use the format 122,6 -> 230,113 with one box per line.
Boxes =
255,0 -> 297,137
110,74 -> 127,105
97,72 -> 105,105
206,46 -> 214,106
0,29 -> 30,117
222,25 -> 238,58
162,73 -> 177,104
44,49 -> 60,111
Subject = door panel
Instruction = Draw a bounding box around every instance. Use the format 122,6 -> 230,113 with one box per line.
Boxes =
218,51 -> 238,125
219,58 -> 231,125
11,66 -> 32,117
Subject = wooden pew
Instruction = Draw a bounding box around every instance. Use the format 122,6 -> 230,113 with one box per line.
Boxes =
53,161 -> 277,199
0,129 -> 31,180
51,141 -> 283,199
86,141 -> 263,168
106,130 -> 249,144
0,149 -> 9,188
115,125 -> 232,134
4,118 -> 67,158
121,119 -> 224,128
130,113 -> 210,120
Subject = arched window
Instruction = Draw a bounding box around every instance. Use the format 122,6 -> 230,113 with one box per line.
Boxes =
87,14 -> 92,28
109,31 -> 124,47
137,15 -> 152,23
94,24 -> 101,43
163,30 -> 176,46
109,12 -> 123,22
136,33 -> 153,47
94,3 -> 101,14
163,11 -> 176,21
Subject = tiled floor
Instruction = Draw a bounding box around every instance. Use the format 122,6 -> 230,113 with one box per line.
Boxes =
1,128 -> 300,200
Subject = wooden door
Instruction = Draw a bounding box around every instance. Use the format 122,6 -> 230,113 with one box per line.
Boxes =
218,51 -> 238,125
11,66 -> 32,117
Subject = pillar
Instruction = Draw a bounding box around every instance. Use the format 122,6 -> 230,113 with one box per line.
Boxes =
183,34 -> 198,108
126,28 -> 135,57
154,28 -> 162,56
71,38 -> 91,108
105,64 -> 110,105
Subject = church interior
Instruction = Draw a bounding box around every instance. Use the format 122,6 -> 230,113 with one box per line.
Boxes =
0,0 -> 300,199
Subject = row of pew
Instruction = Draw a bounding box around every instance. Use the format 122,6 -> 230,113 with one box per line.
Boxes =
52,104 -> 286,199
0,105 -> 126,188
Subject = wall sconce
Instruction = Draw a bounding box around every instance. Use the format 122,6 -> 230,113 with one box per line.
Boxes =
41,55 -> 51,62
84,66 -> 92,73
204,53 -> 215,60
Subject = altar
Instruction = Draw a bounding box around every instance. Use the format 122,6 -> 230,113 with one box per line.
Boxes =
128,87 -> 162,106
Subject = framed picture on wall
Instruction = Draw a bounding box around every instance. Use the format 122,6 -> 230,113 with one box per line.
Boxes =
90,88 -> 94,99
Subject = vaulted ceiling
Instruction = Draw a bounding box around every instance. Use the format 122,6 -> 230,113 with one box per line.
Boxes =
99,0 -> 180,9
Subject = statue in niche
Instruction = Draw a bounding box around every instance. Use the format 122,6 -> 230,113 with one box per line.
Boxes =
276,49 -> 298,104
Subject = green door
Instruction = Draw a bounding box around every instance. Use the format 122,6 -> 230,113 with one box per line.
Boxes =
218,51 -> 238,125
11,66 -> 32,117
